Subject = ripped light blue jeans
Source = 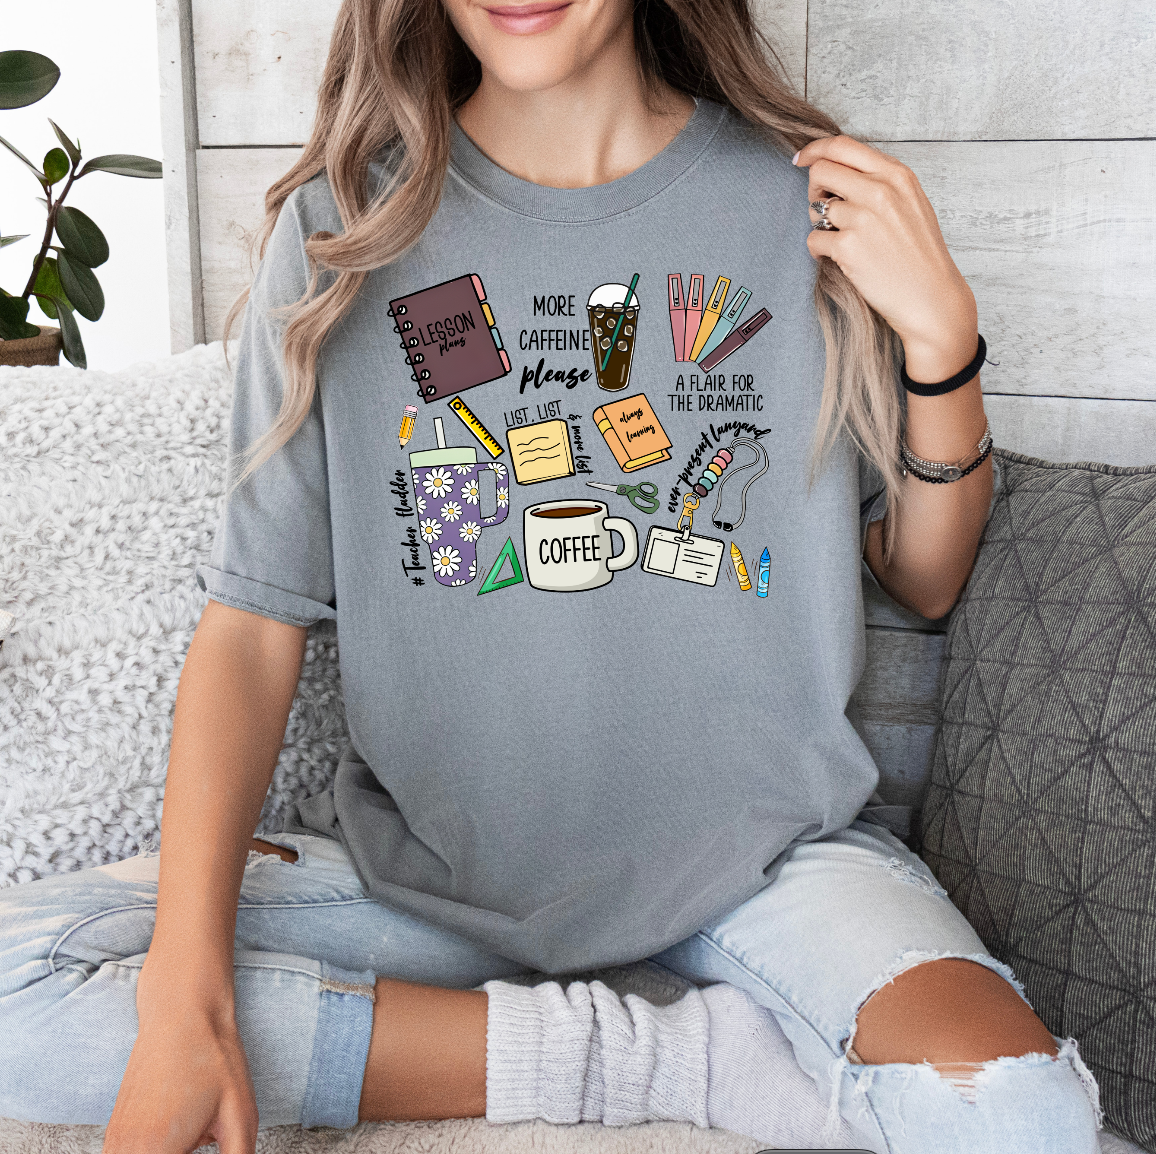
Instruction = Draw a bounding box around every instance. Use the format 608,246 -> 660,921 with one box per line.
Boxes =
0,820 -> 1101,1153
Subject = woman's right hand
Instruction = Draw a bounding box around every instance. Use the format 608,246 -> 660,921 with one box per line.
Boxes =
103,973 -> 258,1154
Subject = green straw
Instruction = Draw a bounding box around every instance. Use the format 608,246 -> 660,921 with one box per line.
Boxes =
600,272 -> 639,373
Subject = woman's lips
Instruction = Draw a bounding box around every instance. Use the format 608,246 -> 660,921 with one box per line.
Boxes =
483,1 -> 571,35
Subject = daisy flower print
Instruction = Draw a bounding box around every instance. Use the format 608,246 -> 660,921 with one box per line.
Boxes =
440,501 -> 463,522
432,546 -> 462,577
496,486 -> 509,507
419,518 -> 442,543
459,521 -> 481,543
453,463 -> 474,475
415,494 -> 427,514
460,478 -> 482,505
423,468 -> 453,498
489,462 -> 507,478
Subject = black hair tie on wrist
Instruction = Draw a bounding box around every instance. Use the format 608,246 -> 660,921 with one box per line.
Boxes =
902,334 -> 987,397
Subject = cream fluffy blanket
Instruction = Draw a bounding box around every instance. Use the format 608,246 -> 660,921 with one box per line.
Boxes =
0,346 -> 1141,1154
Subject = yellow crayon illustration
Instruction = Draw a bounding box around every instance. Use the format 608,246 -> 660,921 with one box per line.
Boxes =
398,404 -> 418,448
730,541 -> 752,590
688,276 -> 731,362
448,395 -> 504,459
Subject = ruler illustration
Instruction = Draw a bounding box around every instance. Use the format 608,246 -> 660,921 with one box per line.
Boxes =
448,395 -> 504,459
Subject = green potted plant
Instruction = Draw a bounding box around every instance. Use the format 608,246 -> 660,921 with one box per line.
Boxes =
1,49 -> 161,369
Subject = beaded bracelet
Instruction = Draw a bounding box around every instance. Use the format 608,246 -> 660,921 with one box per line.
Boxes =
900,420 -> 993,483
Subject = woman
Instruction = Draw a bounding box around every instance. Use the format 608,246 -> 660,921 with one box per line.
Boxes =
0,1 -> 1101,1151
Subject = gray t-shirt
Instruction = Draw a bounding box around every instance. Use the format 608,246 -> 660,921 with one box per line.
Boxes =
198,99 -> 887,974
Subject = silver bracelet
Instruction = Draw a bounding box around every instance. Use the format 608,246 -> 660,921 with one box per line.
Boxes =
900,420 -> 993,483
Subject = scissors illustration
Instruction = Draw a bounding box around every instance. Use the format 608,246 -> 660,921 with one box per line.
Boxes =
586,480 -> 660,514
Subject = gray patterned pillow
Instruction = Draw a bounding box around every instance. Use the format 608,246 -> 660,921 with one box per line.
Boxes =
920,450 -> 1156,1153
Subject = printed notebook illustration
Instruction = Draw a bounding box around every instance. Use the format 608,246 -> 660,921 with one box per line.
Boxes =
592,393 -> 672,473
507,419 -> 576,485
389,274 -> 511,403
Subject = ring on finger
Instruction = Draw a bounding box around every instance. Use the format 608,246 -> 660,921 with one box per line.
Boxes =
809,196 -> 842,231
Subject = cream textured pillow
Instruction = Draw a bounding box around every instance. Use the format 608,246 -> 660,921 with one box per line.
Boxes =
0,343 -> 348,886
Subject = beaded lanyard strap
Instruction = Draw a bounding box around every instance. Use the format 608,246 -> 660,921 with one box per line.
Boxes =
688,437 -> 770,532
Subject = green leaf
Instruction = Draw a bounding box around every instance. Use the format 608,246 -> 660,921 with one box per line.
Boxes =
43,147 -> 69,185
33,257 -> 67,320
0,133 -> 46,182
0,291 -> 40,340
57,251 -> 104,321
48,120 -> 81,167
56,207 -> 108,267
78,153 -> 162,179
0,51 -> 60,110
0,234 -> 29,249
47,295 -> 85,368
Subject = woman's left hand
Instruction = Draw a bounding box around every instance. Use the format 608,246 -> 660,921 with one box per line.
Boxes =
794,135 -> 978,378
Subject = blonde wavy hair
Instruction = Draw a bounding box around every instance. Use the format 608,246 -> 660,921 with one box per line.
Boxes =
225,0 -> 904,520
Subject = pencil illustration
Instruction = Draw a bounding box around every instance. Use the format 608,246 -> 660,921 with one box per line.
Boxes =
398,404 -> 418,448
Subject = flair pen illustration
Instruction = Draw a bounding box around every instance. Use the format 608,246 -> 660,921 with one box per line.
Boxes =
688,275 -> 730,362
668,273 -> 687,360
697,286 -> 751,362
698,307 -> 771,372
683,274 -> 704,362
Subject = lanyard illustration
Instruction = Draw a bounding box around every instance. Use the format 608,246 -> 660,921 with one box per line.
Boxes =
688,436 -> 770,532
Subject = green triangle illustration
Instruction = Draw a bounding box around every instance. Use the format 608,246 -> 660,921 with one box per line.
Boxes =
478,537 -> 524,595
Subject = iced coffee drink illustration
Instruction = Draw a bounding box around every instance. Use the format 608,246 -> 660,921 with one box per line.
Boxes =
587,282 -> 640,392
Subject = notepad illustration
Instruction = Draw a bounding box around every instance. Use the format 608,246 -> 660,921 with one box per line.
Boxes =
506,419 -> 576,485
389,274 -> 511,404
592,393 -> 672,473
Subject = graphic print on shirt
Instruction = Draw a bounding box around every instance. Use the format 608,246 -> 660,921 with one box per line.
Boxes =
667,272 -> 768,371
390,274 -> 511,404
523,499 -> 638,592
391,270 -> 778,595
410,419 -> 510,587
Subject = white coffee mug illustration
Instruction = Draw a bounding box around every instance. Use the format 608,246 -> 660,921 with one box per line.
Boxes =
523,499 -> 638,592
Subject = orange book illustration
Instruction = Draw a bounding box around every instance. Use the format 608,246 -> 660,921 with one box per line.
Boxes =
592,393 -> 672,473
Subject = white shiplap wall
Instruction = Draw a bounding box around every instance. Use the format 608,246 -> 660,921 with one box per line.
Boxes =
157,0 -> 1156,810
159,0 -> 1156,467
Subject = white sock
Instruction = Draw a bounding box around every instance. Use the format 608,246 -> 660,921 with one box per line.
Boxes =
483,977 -> 709,1127
700,982 -> 855,1146
483,976 -> 853,1146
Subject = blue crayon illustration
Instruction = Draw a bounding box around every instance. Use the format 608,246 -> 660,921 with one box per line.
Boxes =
756,547 -> 770,597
